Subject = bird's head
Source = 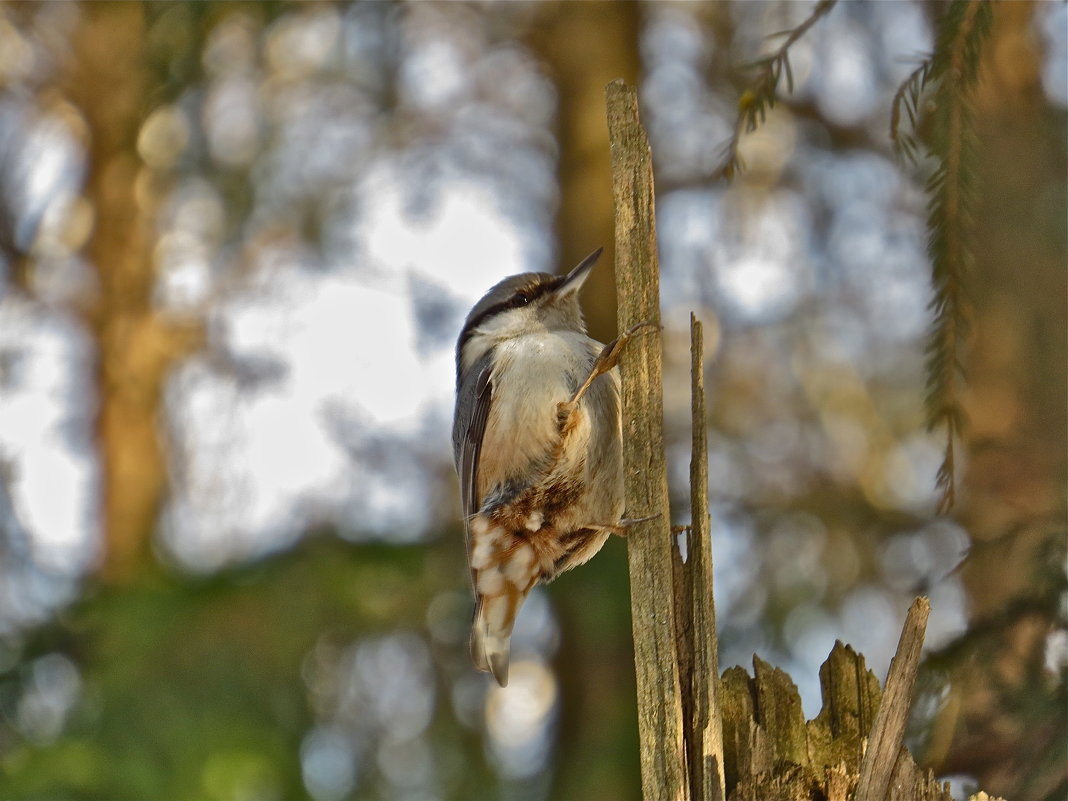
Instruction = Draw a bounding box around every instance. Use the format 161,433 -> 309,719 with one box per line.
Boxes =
456,248 -> 602,375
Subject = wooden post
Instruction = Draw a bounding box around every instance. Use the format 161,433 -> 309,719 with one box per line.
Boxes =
606,78 -> 689,801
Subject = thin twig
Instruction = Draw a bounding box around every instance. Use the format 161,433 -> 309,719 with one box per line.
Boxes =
717,0 -> 838,180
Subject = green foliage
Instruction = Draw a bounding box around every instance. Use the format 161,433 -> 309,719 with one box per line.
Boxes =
0,535 -> 647,800
0,539 -> 494,801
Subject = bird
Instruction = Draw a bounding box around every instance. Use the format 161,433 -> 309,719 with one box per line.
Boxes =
452,247 -> 648,687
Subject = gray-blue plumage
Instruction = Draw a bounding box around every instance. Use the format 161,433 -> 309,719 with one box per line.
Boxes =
451,249 -> 623,686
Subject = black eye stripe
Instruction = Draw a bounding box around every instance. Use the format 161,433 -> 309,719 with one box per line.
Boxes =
457,273 -> 568,356
477,279 -> 556,322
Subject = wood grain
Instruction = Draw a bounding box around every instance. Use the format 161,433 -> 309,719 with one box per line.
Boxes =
856,596 -> 932,800
686,315 -> 725,800
606,78 -> 688,801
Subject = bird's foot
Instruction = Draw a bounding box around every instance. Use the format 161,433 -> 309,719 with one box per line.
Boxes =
600,512 -> 662,537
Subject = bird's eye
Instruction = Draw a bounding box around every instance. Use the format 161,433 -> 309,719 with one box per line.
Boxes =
513,292 -> 531,306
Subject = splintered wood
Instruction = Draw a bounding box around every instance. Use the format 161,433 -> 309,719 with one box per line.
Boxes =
721,600 -> 951,801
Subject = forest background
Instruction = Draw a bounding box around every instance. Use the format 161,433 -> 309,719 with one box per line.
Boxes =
0,2 -> 1064,800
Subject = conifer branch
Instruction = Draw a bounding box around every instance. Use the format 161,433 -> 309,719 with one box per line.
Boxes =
900,0 -> 992,512
717,0 -> 837,180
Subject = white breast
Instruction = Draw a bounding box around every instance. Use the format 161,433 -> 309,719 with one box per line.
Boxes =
476,331 -> 597,498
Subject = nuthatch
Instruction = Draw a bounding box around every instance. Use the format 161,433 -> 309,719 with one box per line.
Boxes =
453,248 -> 645,687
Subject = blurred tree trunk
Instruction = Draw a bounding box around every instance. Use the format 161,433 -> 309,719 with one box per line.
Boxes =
928,4 -> 1067,799
63,2 -> 201,583
527,0 -> 642,343
525,4 -> 643,798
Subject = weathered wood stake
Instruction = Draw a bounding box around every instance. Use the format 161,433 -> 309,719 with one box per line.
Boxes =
684,314 -> 726,801
606,77 -> 689,801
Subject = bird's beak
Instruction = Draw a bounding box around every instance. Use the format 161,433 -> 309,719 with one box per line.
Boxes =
557,247 -> 603,297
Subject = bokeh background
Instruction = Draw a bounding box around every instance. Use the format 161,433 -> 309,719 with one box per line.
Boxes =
0,2 -> 1064,800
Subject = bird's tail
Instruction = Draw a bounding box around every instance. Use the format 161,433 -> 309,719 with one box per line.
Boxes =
470,598 -> 513,686
469,539 -> 539,687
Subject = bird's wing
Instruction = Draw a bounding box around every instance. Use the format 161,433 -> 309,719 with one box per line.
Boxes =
454,355 -> 496,676
452,351 -> 494,561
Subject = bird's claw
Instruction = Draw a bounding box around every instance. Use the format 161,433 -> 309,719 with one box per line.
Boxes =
567,319 -> 660,411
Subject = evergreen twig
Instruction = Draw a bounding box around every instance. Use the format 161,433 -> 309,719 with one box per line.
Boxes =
892,0 -> 992,512
716,0 -> 837,180
719,0 -> 992,512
